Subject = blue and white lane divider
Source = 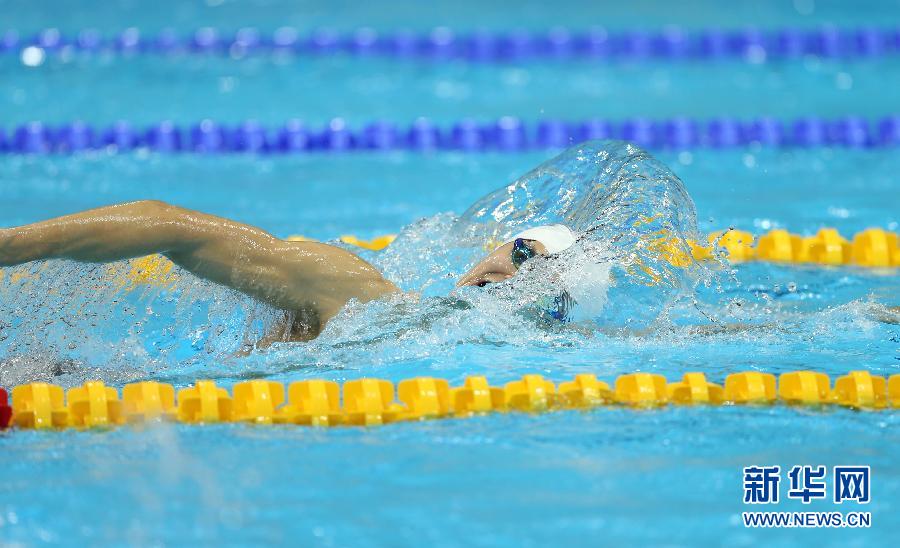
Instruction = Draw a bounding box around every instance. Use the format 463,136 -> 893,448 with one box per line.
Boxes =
3,116 -> 900,155
3,26 -> 900,62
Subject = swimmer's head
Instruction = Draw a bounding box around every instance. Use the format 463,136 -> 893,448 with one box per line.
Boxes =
456,224 -> 577,287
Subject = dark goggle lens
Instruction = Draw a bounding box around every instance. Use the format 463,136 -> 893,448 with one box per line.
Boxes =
511,238 -> 537,269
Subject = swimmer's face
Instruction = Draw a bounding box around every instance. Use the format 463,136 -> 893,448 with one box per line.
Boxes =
456,239 -> 546,287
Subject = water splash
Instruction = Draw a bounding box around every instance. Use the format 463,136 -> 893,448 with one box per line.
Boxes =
0,258 -> 280,385
0,141 -> 716,377
375,140 -> 709,328
3,141 -> 892,380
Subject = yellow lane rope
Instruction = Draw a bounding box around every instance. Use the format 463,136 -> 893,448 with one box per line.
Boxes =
2,370 -> 898,430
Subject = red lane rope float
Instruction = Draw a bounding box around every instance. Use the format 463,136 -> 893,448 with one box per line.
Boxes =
0,387 -> 12,429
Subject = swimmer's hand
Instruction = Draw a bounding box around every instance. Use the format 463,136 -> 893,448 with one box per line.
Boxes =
601,322 -> 772,338
868,304 -> 900,325
0,200 -> 399,337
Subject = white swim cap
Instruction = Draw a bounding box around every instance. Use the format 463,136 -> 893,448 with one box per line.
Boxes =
508,224 -> 577,254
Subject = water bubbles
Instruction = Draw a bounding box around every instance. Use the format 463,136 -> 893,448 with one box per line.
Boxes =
835,72 -> 853,90
218,76 -> 236,93
744,44 -> 767,64
329,118 -> 347,131
20,46 -> 45,67
502,68 -> 530,87
754,218 -> 775,230
429,27 -> 454,47
793,0 -> 816,15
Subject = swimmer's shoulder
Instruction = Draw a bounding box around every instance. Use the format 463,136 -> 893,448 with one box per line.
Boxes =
278,239 -> 400,319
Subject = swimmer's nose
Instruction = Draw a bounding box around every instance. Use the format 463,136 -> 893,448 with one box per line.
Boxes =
456,276 -> 484,288
456,271 -> 513,288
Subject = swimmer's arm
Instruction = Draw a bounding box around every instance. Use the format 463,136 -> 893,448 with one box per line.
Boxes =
599,322 -> 769,338
0,200 -> 398,321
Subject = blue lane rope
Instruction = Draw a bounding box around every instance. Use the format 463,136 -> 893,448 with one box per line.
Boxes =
2,116 -> 899,154
3,26 -> 899,62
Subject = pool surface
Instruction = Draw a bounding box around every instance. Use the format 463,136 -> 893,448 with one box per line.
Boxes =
1,1 -> 899,546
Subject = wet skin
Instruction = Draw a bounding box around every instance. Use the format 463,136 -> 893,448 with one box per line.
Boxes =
455,239 -> 546,288
0,201 -> 398,341
0,201 -> 543,342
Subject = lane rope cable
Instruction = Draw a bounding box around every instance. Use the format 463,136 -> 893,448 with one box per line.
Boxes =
4,26 -> 900,62
3,115 -> 900,154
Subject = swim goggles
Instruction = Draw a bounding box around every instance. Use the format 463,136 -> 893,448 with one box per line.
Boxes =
511,238 -> 538,269
510,238 -> 575,322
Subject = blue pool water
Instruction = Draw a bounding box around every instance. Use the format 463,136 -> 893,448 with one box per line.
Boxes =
1,1 -> 899,546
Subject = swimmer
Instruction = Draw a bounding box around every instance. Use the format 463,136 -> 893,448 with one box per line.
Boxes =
0,201 -> 573,341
